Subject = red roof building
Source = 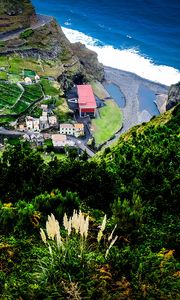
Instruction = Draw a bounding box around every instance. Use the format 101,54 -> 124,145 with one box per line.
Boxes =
77,85 -> 96,117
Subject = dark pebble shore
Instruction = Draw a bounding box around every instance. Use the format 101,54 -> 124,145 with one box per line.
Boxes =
104,66 -> 169,134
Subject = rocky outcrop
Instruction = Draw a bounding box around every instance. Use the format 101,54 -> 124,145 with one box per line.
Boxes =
71,42 -> 104,82
0,0 -> 36,34
166,82 -> 180,110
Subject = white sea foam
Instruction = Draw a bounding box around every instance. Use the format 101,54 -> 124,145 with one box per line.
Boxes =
62,27 -> 180,86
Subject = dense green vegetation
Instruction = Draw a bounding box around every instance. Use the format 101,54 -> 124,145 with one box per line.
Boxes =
0,104 -> 180,299
0,82 -> 22,110
0,82 -> 43,115
20,29 -> 34,39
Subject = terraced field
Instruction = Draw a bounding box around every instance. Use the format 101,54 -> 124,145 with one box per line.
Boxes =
0,83 -> 22,110
0,82 -> 43,115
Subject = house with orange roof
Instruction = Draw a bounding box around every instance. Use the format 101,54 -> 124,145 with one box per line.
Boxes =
74,123 -> 84,137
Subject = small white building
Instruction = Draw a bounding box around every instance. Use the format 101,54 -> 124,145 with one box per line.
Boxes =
42,111 -> 48,117
60,123 -> 84,138
33,119 -> 40,131
74,123 -> 84,137
52,134 -> 75,148
24,77 -> 32,84
52,134 -> 67,147
49,115 -> 57,126
25,116 -> 40,131
35,74 -> 40,83
41,104 -> 48,111
60,124 -> 74,136
40,115 -> 48,130
26,116 -> 34,130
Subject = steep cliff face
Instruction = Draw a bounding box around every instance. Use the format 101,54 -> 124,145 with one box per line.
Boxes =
71,42 -> 104,82
0,0 -> 35,33
0,0 -> 104,84
166,82 -> 180,110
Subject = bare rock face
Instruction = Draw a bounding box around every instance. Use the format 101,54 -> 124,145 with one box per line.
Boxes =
71,42 -> 104,82
0,0 -> 35,33
166,82 -> 180,110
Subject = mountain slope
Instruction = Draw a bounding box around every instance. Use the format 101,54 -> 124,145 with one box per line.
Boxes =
0,105 -> 179,299
0,0 -> 35,33
0,0 -> 104,86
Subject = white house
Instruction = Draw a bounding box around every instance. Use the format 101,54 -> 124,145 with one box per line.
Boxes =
41,104 -> 48,111
26,116 -> 34,130
35,74 -> 40,83
33,119 -> 40,131
49,115 -> 57,126
60,123 -> 84,137
25,116 -> 40,131
52,134 -> 75,148
52,134 -> 67,147
40,114 -> 48,130
60,124 -> 74,136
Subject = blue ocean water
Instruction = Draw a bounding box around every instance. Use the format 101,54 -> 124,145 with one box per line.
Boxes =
32,0 -> 180,85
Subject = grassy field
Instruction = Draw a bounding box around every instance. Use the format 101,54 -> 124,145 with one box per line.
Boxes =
92,99 -> 123,146
21,84 -> 43,103
0,71 -> 8,80
40,79 -> 60,97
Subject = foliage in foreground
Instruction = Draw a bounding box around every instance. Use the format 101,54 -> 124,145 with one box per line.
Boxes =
0,105 -> 180,299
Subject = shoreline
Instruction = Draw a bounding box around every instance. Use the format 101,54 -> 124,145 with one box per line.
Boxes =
103,66 -> 169,134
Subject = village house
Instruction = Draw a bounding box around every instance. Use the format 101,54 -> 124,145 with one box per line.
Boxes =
36,133 -> 44,146
41,104 -> 48,111
43,133 -> 51,140
51,134 -> 75,148
60,123 -> 84,138
23,133 -> 44,146
33,119 -> 40,131
25,116 -> 40,131
19,124 -> 25,131
60,124 -> 74,136
48,115 -> 57,126
77,85 -> 96,117
35,74 -> 40,83
74,123 -> 84,137
39,112 -> 48,130
26,116 -> 34,130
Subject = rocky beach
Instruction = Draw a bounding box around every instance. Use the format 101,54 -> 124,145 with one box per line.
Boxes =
103,66 -> 169,134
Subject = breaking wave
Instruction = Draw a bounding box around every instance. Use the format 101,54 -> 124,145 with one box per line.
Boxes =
62,27 -> 180,86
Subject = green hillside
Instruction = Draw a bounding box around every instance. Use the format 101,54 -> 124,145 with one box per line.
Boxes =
0,104 -> 179,299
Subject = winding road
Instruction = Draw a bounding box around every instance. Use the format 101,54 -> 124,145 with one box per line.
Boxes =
0,14 -> 53,41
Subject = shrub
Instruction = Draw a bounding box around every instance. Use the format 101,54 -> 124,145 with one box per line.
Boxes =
20,29 -> 34,39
